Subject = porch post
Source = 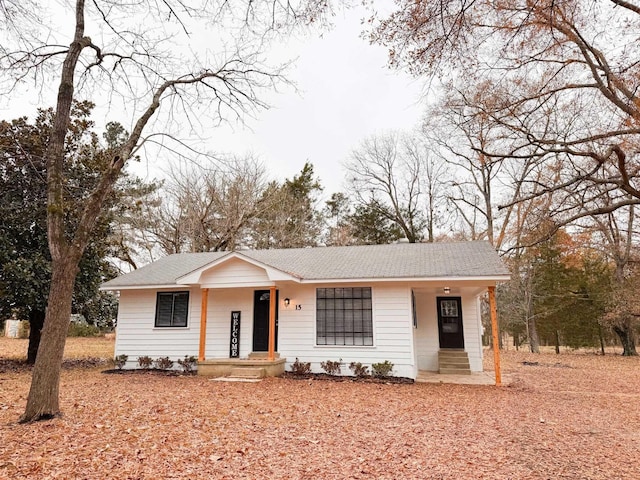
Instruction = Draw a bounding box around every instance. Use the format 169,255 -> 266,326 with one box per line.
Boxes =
198,288 -> 209,362
488,285 -> 502,386
268,285 -> 276,361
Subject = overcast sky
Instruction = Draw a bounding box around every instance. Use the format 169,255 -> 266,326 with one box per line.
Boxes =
195,7 -> 427,196
0,5 -> 426,197
207,7 -> 426,195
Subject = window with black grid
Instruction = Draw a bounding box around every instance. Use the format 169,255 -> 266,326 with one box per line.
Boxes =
316,287 -> 373,346
155,291 -> 189,327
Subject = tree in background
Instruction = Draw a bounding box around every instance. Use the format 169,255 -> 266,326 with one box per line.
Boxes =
345,132 -> 444,243
0,114 -> 50,362
250,162 -> 324,249
346,200 -> 404,245
139,158 -> 269,256
0,103 -> 154,362
324,192 -> 352,246
371,1 -> 640,228
590,204 -> 639,355
423,98 -> 539,250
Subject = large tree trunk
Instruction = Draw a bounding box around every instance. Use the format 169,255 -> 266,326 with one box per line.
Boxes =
613,323 -> 638,356
18,0 -> 87,423
20,260 -> 79,422
26,310 -> 46,364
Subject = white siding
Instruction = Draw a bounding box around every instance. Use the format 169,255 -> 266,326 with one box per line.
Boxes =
462,293 -> 483,371
277,283 -> 416,379
199,258 -> 270,286
412,287 -> 485,373
413,293 -> 439,371
204,289 -> 255,358
114,288 -> 202,369
115,282 -> 485,377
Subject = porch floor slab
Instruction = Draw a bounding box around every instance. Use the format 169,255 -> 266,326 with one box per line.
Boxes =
416,370 -> 511,386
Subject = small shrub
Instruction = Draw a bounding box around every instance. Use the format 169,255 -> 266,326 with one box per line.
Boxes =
177,355 -> 197,373
137,356 -> 153,369
114,354 -> 128,370
68,322 -> 101,337
349,361 -> 369,377
320,358 -> 342,375
290,357 -> 312,375
371,360 -> 394,377
154,356 -> 174,370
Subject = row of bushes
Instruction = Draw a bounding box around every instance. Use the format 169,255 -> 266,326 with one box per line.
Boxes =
291,358 -> 394,378
114,354 -> 197,373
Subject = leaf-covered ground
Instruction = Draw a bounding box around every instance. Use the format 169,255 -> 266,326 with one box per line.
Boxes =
0,339 -> 638,479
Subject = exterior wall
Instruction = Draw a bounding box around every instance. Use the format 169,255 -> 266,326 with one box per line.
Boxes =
276,282 -> 416,379
114,281 -> 486,377
412,287 -> 484,372
199,258 -> 270,286
203,288 -> 255,358
462,293 -> 483,371
413,292 -> 439,371
114,288 -> 203,369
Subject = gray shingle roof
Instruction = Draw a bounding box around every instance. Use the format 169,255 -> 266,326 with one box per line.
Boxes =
101,241 -> 509,289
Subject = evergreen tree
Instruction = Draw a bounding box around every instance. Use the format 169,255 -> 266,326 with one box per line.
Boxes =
0,104 -> 154,362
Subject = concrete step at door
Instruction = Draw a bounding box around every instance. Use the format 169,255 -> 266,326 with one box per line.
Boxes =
438,349 -> 471,375
228,367 -> 266,379
248,352 -> 280,359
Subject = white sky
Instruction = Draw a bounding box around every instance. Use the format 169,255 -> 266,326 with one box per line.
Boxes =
202,7 -> 426,195
0,5 -> 426,197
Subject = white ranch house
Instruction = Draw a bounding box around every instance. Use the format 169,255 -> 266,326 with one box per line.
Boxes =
101,241 -> 509,381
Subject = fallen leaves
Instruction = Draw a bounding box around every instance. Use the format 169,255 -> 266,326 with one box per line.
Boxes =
0,347 -> 639,479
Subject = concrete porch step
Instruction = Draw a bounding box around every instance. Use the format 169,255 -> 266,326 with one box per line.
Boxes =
439,366 -> 471,375
438,349 -> 471,375
248,352 -> 280,359
228,367 -> 266,379
438,349 -> 468,358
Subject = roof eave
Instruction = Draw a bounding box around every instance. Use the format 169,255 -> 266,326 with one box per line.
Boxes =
298,274 -> 511,284
100,283 -> 186,291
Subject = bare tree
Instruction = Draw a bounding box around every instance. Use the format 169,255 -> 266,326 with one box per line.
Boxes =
423,92 -> 542,250
0,0 -> 330,422
589,200 -> 639,355
142,157 -> 271,255
345,131 -> 445,243
371,1 -> 640,227
403,135 -> 447,242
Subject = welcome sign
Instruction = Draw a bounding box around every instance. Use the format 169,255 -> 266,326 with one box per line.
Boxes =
230,311 -> 241,358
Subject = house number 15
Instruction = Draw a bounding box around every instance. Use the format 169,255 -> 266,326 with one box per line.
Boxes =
295,304 -> 302,310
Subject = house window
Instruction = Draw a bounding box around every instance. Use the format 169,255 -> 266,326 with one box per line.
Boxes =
155,291 -> 189,327
316,287 -> 373,346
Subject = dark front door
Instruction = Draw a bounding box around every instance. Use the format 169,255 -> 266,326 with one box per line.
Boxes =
252,290 -> 278,352
437,297 -> 464,349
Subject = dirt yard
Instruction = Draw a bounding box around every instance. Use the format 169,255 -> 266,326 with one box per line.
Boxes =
0,338 -> 638,479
